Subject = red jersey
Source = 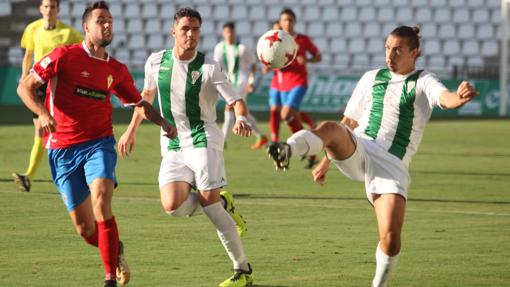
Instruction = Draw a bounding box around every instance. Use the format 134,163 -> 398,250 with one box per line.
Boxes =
271,33 -> 320,91
32,43 -> 142,149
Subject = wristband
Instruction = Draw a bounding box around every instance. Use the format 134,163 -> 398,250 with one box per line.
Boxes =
236,115 -> 248,123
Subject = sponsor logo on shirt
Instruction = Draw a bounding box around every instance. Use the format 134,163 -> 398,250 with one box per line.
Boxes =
191,70 -> 201,85
160,67 -> 170,71
107,74 -> 113,89
74,86 -> 108,100
40,56 -> 52,69
407,81 -> 416,91
81,71 -> 90,78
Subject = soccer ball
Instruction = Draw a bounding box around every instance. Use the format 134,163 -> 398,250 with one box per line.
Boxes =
256,29 -> 297,69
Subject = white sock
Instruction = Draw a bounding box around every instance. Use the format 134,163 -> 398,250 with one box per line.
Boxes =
372,243 -> 400,287
165,192 -> 203,217
222,110 -> 235,141
246,112 -> 263,137
286,130 -> 324,157
203,202 -> 249,271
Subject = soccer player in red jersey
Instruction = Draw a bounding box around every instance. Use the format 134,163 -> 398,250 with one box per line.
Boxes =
268,9 -> 322,168
16,2 -> 176,286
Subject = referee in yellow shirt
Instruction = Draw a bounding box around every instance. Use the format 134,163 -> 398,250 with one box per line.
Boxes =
13,0 -> 82,192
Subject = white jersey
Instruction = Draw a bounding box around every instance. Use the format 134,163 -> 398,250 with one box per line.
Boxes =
144,49 -> 241,155
213,41 -> 256,97
344,68 -> 447,167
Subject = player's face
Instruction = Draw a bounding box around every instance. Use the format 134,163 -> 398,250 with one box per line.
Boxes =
84,9 -> 113,47
222,27 -> 236,44
279,14 -> 295,33
40,0 -> 59,22
385,34 -> 419,74
173,17 -> 201,51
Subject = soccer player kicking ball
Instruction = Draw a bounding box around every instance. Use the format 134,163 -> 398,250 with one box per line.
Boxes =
268,26 -> 479,287
214,22 -> 268,149
16,2 -> 176,286
117,8 -> 254,287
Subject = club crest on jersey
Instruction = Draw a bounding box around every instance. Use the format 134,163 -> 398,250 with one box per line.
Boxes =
191,70 -> 201,85
107,75 -> 113,88
407,81 -> 416,91
40,56 -> 52,69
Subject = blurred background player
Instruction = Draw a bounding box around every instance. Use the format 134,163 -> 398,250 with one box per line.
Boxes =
12,0 -> 83,192
214,21 -> 268,149
267,10 -> 322,168
16,2 -> 176,286
117,8 -> 255,287
268,26 -> 479,287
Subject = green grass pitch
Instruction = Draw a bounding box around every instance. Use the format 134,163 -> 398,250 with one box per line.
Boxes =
1,119 -> 509,286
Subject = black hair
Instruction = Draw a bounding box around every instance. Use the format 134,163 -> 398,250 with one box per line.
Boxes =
82,1 -> 109,24
174,7 -> 202,25
223,21 -> 235,30
390,25 -> 421,54
280,8 -> 296,21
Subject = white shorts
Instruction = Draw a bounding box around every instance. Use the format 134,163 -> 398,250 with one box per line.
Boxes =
158,147 -> 227,191
328,131 -> 410,205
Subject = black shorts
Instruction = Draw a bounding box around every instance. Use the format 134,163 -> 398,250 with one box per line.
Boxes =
32,83 -> 48,118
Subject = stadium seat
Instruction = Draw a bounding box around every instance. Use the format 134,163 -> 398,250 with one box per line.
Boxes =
396,7 -> 414,23
253,21 -> 270,36
109,3 -> 123,18
296,22 -> 307,34
231,6 -> 248,21
439,24 -> 456,39
449,0 -> 466,7
249,6 -> 266,21
326,22 -> 342,37
313,37 -> 329,53
491,9 -> 502,24
433,8 -> 451,23
344,23 -> 362,37
304,7 -> 321,21
448,55 -> 465,67
71,2 -> 86,18
59,2 -> 70,16
124,4 -> 140,19
359,7 -> 376,22
363,23 -> 382,38
427,55 -> 446,70
160,3 -> 175,19
200,20 -> 215,35
141,3 -> 158,19
472,9 -> 489,24
128,34 -> 145,50
348,38 -> 366,54
443,40 -> 460,56
477,24 -> 494,40
481,41 -> 498,57
367,38 -> 383,54
334,54 -> 350,68
409,0 -> 428,7
126,19 -> 143,33
453,8 -> 470,23
236,21 -> 252,36
457,24 -> 475,40
240,36 -> 255,50
373,0 -> 391,7
352,54 -> 370,67
322,7 -> 339,22
377,7 -> 395,22
198,5 -> 212,19
114,49 -> 130,64
420,23 -> 438,38
329,38 -> 347,53
415,9 -> 432,23
467,0 -> 485,8
111,33 -> 127,49
200,35 -> 218,52
340,6 -> 358,22
213,5 -> 230,19
429,0 -> 447,8
145,19 -> 162,34
8,46 -> 22,65
462,40 -> 480,56
372,54 -> 386,67
268,5 -> 284,21
467,56 -> 483,66
423,39 -> 441,55
353,0 -> 371,6
308,22 -> 325,37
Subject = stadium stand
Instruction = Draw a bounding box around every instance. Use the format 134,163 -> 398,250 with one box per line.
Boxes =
0,0 -> 502,79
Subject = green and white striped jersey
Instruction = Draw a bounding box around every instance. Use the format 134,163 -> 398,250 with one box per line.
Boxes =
144,49 -> 241,155
213,41 -> 256,97
344,68 -> 447,167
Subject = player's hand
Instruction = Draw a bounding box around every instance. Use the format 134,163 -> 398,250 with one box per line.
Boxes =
161,120 -> 177,139
117,131 -> 136,159
296,55 -> 306,65
457,81 -> 479,101
261,65 -> 272,74
38,112 -> 56,133
233,120 -> 252,137
245,83 -> 255,94
312,158 -> 330,186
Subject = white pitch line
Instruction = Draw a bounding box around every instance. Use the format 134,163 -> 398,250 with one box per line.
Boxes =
2,190 -> 509,217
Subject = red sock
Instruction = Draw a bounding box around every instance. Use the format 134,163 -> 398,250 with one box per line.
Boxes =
98,217 -> 119,279
300,112 -> 315,128
83,221 -> 98,247
270,109 -> 281,142
287,116 -> 304,134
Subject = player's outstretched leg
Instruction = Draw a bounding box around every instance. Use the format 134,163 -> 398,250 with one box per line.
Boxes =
220,190 -> 247,237
219,263 -> 255,287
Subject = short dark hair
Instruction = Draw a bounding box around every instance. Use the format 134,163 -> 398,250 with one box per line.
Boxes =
174,7 -> 202,26
280,8 -> 296,21
41,0 -> 60,7
390,25 -> 421,53
82,1 -> 110,24
223,22 -> 235,30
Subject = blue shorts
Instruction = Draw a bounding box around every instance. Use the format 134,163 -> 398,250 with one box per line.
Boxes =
48,136 -> 118,212
268,86 -> 308,110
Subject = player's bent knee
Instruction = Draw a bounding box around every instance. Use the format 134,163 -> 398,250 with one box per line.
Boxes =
380,232 -> 401,256
75,222 -> 95,238
314,121 -> 345,146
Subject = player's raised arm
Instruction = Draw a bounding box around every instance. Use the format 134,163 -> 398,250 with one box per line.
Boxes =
17,73 -> 55,133
439,81 -> 480,109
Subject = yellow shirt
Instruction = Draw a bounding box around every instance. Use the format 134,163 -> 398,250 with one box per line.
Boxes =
21,19 -> 83,62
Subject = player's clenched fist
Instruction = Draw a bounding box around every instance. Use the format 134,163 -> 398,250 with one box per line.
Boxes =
161,120 -> 177,139
233,118 -> 252,137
